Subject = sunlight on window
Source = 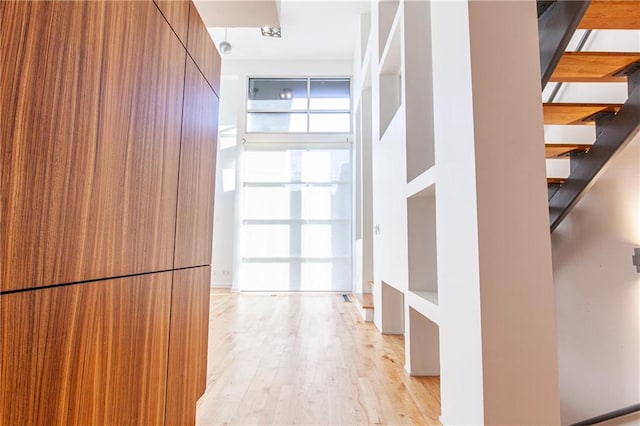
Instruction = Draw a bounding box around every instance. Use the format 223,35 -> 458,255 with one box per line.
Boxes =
301,224 -> 332,257
246,77 -> 350,133
301,187 -> 331,219
242,263 -> 290,291
240,84 -> 352,290
244,187 -> 290,219
301,150 -> 331,182
309,98 -> 350,110
242,225 -> 289,258
246,112 -> 307,133
301,262 -> 333,291
309,113 -> 350,133
244,151 -> 291,182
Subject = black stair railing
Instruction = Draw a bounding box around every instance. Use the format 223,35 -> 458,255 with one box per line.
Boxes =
569,402 -> 640,426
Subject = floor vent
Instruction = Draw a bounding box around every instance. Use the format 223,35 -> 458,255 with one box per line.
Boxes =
342,294 -> 351,303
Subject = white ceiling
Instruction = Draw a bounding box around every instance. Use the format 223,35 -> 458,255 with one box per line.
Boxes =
198,0 -> 370,61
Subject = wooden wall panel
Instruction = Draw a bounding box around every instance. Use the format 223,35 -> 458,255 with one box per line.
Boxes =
187,2 -> 222,95
1,1 -> 186,291
174,58 -> 219,269
0,273 -> 172,425
166,266 -> 212,425
154,0 -> 190,46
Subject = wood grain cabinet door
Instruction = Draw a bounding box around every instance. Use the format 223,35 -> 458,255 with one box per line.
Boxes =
0,1 -> 185,291
174,58 -> 219,269
186,2 -> 222,95
154,0 -> 191,46
166,266 -> 212,425
0,273 -> 172,425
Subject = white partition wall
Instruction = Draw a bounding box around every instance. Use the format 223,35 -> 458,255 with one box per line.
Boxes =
433,1 -> 560,423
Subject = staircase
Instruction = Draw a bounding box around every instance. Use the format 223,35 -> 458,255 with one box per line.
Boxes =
538,0 -> 640,231
352,280 -> 374,322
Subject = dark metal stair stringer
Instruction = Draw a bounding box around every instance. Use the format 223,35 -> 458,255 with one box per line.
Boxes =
538,0 -> 591,89
549,68 -> 640,232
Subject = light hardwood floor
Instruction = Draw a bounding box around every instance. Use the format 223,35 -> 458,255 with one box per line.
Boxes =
196,290 -> 441,425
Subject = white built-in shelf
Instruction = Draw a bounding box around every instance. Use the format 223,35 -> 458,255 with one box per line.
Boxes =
378,9 -> 402,139
406,166 -> 436,199
407,305 -> 440,376
360,14 -> 372,69
404,0 -> 435,183
380,277 -> 404,296
407,290 -> 439,325
379,103 -> 403,142
361,51 -> 372,92
354,57 -> 371,110
357,18 -> 373,97
378,0 -> 400,59
379,9 -> 401,75
407,185 -> 438,314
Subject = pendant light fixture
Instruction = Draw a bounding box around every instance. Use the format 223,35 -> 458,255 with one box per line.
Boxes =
219,28 -> 232,55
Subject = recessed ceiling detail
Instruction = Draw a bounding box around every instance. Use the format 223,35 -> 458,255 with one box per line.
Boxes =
261,26 -> 282,38
193,0 -> 280,28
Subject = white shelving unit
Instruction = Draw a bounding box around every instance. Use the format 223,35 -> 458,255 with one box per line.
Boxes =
354,1 -> 562,423
355,0 -> 440,379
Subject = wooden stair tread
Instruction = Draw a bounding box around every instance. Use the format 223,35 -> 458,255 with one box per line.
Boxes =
579,0 -> 640,30
545,143 -> 592,158
353,293 -> 374,310
547,177 -> 567,185
550,51 -> 640,82
543,103 -> 622,125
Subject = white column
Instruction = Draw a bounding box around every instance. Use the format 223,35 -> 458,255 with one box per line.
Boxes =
432,1 -> 561,424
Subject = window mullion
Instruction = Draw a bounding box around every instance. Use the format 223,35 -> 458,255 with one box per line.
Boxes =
306,77 -> 311,133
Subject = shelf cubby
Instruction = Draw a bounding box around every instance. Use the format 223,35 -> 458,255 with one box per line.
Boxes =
406,165 -> 436,199
378,11 -> 402,139
404,0 -> 435,182
381,281 -> 404,335
360,13 -> 371,68
407,185 -> 438,306
378,0 -> 400,59
407,307 -> 440,376
407,289 -> 439,325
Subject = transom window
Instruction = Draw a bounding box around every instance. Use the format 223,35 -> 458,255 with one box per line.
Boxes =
246,77 -> 351,133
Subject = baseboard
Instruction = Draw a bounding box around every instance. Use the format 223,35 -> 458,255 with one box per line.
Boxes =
439,415 -> 447,425
211,282 -> 232,289
404,364 -> 440,376
410,370 -> 440,376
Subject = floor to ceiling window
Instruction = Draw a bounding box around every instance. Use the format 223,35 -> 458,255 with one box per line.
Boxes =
239,77 -> 352,291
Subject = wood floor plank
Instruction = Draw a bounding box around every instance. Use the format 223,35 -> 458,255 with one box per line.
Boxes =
197,291 -> 441,425
550,51 -> 640,82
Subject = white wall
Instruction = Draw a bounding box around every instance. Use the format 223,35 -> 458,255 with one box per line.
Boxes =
552,132 -> 640,425
211,59 -> 352,288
